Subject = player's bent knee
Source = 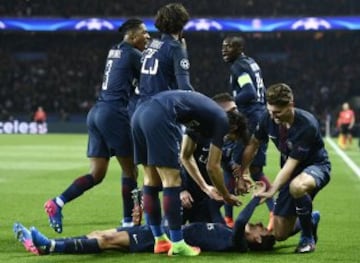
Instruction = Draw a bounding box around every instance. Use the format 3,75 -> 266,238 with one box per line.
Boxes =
289,179 -> 307,198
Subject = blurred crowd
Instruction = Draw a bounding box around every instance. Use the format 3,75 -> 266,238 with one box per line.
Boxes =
1,0 -> 360,17
1,0 -> 360,128
1,30 -> 359,126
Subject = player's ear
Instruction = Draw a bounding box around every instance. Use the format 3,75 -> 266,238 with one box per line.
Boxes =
255,235 -> 262,244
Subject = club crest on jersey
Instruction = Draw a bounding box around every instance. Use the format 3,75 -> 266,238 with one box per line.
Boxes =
180,58 -> 190,70
286,140 -> 293,150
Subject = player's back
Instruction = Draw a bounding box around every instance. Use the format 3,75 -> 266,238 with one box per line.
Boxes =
139,34 -> 191,100
99,42 -> 142,106
152,90 -> 229,147
230,55 -> 266,117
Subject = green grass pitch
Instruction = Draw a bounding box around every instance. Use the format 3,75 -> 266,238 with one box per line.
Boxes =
0,134 -> 359,263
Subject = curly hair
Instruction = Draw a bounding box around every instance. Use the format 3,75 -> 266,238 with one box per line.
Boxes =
227,110 -> 250,145
155,3 -> 190,34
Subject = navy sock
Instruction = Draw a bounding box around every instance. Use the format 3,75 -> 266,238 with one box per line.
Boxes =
224,203 -> 233,218
122,176 -> 137,221
60,174 -> 96,203
208,200 -> 225,224
56,239 -> 101,254
291,211 -> 318,236
143,185 -> 162,236
163,187 -> 182,242
54,235 -> 87,241
295,194 -> 313,239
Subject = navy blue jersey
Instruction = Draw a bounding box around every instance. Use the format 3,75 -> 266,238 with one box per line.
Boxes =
152,90 -> 229,148
229,55 -> 266,119
255,108 -> 330,175
181,130 -> 211,202
139,34 -> 193,100
99,41 -> 142,106
183,223 -> 235,251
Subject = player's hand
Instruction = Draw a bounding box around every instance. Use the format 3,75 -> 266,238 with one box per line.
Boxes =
234,176 -> 252,196
204,185 -> 223,201
232,163 -> 243,178
223,194 -> 242,206
255,185 -> 277,200
251,181 -> 267,204
180,190 -> 194,208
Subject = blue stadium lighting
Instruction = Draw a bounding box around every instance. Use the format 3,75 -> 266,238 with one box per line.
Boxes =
0,17 -> 360,32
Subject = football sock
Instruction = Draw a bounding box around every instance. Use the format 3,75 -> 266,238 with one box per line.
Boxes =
121,176 -> 137,222
143,186 -> 162,236
224,203 -> 233,219
291,211 -> 319,236
55,239 -> 101,253
295,194 -> 313,239
59,174 -> 96,203
54,235 -> 87,241
163,187 -> 182,242
208,200 -> 225,224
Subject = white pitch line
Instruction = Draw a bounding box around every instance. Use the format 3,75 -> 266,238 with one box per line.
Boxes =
326,137 -> 360,180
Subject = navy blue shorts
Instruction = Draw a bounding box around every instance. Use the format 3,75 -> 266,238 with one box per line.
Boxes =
87,102 -> 133,158
274,163 -> 331,217
116,225 -> 154,253
131,100 -> 182,168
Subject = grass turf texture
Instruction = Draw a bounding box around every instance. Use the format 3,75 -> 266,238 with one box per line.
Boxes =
1,134 -> 359,263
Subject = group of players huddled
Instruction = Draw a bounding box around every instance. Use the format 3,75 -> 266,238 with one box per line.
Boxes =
14,2 -> 330,257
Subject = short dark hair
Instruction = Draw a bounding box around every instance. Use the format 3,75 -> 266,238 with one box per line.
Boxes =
266,83 -> 294,106
118,18 -> 143,34
155,3 -> 190,34
247,235 -> 276,251
224,35 -> 245,51
212,92 -> 234,103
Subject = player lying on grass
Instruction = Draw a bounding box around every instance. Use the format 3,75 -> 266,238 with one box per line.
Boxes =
14,183 -> 280,255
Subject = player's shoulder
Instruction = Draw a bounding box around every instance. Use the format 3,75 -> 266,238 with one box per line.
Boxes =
294,108 -> 319,129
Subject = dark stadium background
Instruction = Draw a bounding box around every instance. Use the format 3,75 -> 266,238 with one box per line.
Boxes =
1,0 -> 359,135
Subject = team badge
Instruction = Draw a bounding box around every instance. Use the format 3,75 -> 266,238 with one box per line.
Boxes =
180,58 -> 190,70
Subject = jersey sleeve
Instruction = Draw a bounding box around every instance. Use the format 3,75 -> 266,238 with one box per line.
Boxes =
253,112 -> 270,142
172,45 -> 193,90
234,71 -> 257,105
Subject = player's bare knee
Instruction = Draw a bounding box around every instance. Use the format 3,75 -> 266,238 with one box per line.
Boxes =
87,230 -> 102,238
289,179 -> 306,198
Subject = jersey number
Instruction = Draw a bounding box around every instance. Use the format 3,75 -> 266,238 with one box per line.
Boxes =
102,60 -> 113,90
141,49 -> 159,75
255,72 -> 265,103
